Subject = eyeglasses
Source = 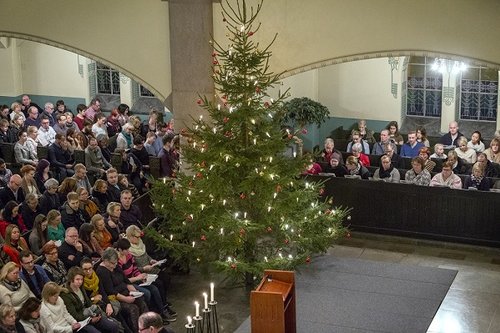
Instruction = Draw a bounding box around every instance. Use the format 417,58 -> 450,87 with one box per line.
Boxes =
21,260 -> 34,265
48,251 -> 58,256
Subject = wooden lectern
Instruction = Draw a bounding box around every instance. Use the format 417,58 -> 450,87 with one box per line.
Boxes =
250,270 -> 296,333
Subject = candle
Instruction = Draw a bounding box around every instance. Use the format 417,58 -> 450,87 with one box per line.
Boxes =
210,283 -> 214,302
187,316 -> 192,325
203,292 -> 208,309
195,301 -> 200,317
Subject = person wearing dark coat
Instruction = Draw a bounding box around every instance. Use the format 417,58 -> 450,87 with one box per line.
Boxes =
38,179 -> 61,215
0,174 -> 25,209
322,152 -> 348,177
19,194 -> 42,230
463,163 -> 492,191
439,121 -> 464,147
105,169 -> 121,203
47,133 -> 74,179
58,227 -> 88,270
60,196 -> 89,230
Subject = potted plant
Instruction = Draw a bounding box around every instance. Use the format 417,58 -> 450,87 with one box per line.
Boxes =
282,97 -> 330,129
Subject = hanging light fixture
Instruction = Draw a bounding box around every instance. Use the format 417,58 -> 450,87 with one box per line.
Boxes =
431,58 -> 468,105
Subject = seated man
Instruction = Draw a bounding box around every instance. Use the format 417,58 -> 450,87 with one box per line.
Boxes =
430,161 -> 462,189
72,163 -> 92,193
400,131 -> 425,158
439,121 -> 464,147
52,113 -> 68,136
372,129 -> 397,155
0,158 -> 13,188
120,189 -> 142,229
0,174 -> 25,209
84,137 -> 111,180
58,227 -> 87,270
24,106 -> 40,128
346,131 -> 370,154
105,168 -> 122,203
48,133 -> 75,179
384,144 -> 402,168
19,250 -> 50,299
61,192 -> 89,230
37,116 -> 57,147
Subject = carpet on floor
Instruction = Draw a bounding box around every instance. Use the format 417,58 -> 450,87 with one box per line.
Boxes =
235,255 -> 457,333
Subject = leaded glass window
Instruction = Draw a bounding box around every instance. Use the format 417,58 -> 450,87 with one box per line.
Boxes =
96,63 -> 120,95
406,57 -> 442,117
459,67 -> 498,122
140,85 -> 155,97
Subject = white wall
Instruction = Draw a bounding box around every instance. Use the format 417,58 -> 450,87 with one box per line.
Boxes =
20,41 -> 89,98
318,58 -> 402,122
0,38 -> 21,96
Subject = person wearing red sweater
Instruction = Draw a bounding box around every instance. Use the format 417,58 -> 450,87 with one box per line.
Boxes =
2,224 -> 30,264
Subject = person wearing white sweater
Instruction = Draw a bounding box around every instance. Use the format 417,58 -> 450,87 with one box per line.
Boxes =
40,282 -> 80,333
0,262 -> 35,312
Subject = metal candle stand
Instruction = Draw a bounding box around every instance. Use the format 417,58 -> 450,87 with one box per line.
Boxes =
209,300 -> 220,333
193,315 -> 203,333
185,323 -> 195,333
201,307 -> 212,333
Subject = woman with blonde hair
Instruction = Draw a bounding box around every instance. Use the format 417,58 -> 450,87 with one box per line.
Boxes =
40,282 -> 80,333
46,209 -> 65,242
91,214 -> 113,250
91,180 -> 109,213
10,102 -> 25,122
20,164 -> 41,197
0,262 -> 35,311
0,303 -> 26,333
484,137 -> 500,164
454,136 -> 477,164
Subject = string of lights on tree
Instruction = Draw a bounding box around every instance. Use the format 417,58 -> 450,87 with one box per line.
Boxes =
149,0 -> 349,285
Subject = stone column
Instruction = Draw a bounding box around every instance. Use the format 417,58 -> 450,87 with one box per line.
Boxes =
168,0 -> 215,130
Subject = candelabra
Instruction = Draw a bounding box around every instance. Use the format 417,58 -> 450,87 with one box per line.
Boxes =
209,300 -> 220,333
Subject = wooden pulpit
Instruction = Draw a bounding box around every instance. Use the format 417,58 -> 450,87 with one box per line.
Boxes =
250,270 -> 296,333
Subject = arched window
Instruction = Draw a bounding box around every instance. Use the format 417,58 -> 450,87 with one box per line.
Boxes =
406,56 -> 442,117
459,67 -> 497,122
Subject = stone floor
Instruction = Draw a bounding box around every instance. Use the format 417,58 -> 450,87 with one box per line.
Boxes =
166,232 -> 500,333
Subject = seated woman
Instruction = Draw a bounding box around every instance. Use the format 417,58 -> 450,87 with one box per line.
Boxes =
404,157 -> 431,186
91,214 -> 114,251
430,143 -> 447,159
34,159 -> 52,193
477,153 -> 499,178
416,126 -> 430,147
351,143 -> 370,167
455,136 -> 477,164
57,178 -> 78,206
14,130 -> 38,166
484,137 -> 500,164
41,243 -> 67,286
463,162 -> 492,191
345,156 -> 370,179
96,248 -> 147,333
91,180 -> 110,214
39,178 -> 61,215
303,159 -> 322,175
346,131 -> 370,154
46,209 -> 65,243
2,224 -> 30,264
66,127 -> 84,153
386,121 -> 404,145
0,303 -> 26,333
319,138 -> 343,165
373,155 -> 400,182
29,214 -> 53,256
79,223 -> 103,259
60,267 -> 119,333
77,187 -> 100,216
430,161 -> 462,189
0,262 -> 35,311
18,297 -> 46,333
0,201 -> 27,237
447,150 -> 468,174
322,153 -> 347,177
20,193 -> 42,231
418,147 -> 436,172
20,165 -> 41,198
115,238 -> 175,322
103,203 -> 123,242
40,282 -> 80,333
468,131 -> 485,153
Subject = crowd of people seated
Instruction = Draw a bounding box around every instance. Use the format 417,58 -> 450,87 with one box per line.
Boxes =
308,119 -> 500,191
0,95 -> 180,332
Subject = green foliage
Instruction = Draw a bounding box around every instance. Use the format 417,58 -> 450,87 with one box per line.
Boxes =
150,0 -> 348,285
282,97 -> 330,128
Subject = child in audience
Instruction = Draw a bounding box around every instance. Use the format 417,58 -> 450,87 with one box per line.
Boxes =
430,143 -> 447,159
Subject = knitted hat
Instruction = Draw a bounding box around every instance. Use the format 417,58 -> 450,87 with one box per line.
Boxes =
331,152 -> 341,162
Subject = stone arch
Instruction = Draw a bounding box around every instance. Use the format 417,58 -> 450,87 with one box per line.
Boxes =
0,32 -> 165,102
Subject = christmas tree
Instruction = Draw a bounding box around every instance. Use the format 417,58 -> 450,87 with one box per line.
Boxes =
149,0 -> 349,285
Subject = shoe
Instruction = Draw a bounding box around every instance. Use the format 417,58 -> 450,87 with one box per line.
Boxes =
162,312 -> 177,322
166,307 -> 177,317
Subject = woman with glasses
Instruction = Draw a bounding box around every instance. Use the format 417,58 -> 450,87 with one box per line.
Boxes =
41,242 -> 67,286
347,131 -> 370,154
39,178 -> 60,215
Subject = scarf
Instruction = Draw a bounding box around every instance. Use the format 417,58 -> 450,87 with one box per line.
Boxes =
129,239 -> 146,257
0,323 -> 16,333
349,163 -> 361,176
471,174 -> 483,187
83,271 -> 100,297
378,165 -> 394,179
2,278 -> 22,291
122,130 -> 132,148
21,266 -> 45,298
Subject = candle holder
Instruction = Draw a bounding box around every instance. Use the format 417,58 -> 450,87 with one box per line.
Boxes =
201,307 -> 212,333
193,315 -> 203,333
185,323 -> 195,333
209,300 -> 220,333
